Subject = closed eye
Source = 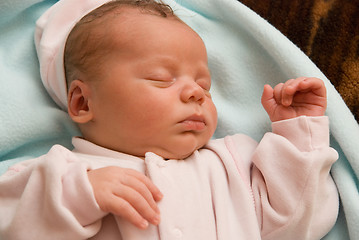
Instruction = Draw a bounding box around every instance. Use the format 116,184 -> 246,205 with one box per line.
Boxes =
204,88 -> 212,98
196,78 -> 211,91
195,66 -> 212,92
194,79 -> 211,98
146,78 -> 175,88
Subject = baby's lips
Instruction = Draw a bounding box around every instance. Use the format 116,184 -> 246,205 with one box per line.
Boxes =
180,114 -> 206,131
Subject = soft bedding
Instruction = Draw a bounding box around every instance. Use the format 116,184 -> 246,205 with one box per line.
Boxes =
0,0 -> 358,239
238,0 -> 359,123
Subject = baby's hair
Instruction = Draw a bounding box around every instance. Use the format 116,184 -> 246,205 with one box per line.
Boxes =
64,0 -> 179,88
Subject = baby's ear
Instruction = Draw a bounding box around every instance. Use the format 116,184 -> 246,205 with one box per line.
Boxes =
67,80 -> 93,123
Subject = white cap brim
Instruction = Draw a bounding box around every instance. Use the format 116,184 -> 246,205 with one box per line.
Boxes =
35,0 -> 112,110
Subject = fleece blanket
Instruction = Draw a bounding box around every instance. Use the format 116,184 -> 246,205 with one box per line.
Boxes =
0,0 -> 358,239
238,0 -> 359,123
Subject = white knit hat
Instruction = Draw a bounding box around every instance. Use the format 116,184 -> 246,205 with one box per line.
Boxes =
34,0 -> 112,110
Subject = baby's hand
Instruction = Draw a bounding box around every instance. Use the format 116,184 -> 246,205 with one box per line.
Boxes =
87,166 -> 163,229
261,77 -> 327,122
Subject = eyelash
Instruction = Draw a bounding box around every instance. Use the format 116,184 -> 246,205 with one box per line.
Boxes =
148,78 -> 175,88
146,74 -> 211,93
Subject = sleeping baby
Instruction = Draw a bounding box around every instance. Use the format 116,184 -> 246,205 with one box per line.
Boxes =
0,0 -> 339,239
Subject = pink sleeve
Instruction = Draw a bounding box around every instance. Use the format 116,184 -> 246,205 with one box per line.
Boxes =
0,145 -> 106,239
251,116 -> 339,240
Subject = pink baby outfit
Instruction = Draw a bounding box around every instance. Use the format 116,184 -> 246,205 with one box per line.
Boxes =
0,116 -> 338,240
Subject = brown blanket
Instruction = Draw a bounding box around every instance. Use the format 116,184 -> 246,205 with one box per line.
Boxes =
239,0 -> 359,122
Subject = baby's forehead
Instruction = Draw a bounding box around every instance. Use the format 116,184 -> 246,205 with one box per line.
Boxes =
78,5 -> 182,46
91,7 -> 187,46
81,2 -> 179,27
106,6 -> 181,28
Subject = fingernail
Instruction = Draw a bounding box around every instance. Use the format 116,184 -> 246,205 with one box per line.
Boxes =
140,220 -> 149,229
152,214 -> 161,225
157,192 -> 163,199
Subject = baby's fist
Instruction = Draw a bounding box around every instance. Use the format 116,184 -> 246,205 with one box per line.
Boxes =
261,77 -> 327,122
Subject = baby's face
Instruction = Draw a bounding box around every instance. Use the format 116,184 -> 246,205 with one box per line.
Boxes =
83,9 -> 217,159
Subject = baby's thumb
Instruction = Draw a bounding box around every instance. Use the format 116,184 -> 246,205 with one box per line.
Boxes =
261,84 -> 278,121
261,85 -> 274,108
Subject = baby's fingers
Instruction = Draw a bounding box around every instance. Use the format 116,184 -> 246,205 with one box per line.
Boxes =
123,173 -> 161,216
273,82 -> 285,105
106,192 -> 154,229
280,78 -> 303,106
88,167 -> 162,229
296,77 -> 327,98
109,184 -> 161,228
282,77 -> 326,104
127,169 -> 163,202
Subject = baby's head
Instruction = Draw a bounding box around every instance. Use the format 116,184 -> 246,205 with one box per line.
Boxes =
64,0 -> 178,92
38,0 -> 218,159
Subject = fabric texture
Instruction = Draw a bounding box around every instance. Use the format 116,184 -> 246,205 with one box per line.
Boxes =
0,117 -> 338,239
238,0 -> 359,123
0,0 -> 358,239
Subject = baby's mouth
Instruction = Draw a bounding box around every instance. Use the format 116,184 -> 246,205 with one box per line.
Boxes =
180,114 -> 206,131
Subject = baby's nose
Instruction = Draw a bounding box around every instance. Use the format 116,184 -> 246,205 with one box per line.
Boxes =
181,82 -> 205,105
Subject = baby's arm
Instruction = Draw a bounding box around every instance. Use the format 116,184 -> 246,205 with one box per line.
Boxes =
0,146 -> 107,239
248,78 -> 338,239
249,116 -> 338,240
87,166 -> 162,229
261,77 -> 327,122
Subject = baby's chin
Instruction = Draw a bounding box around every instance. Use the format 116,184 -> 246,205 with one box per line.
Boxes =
131,134 -> 212,160
153,143 -> 205,160
164,151 -> 195,160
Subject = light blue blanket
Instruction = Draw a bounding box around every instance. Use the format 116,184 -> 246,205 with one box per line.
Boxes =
0,0 -> 358,239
